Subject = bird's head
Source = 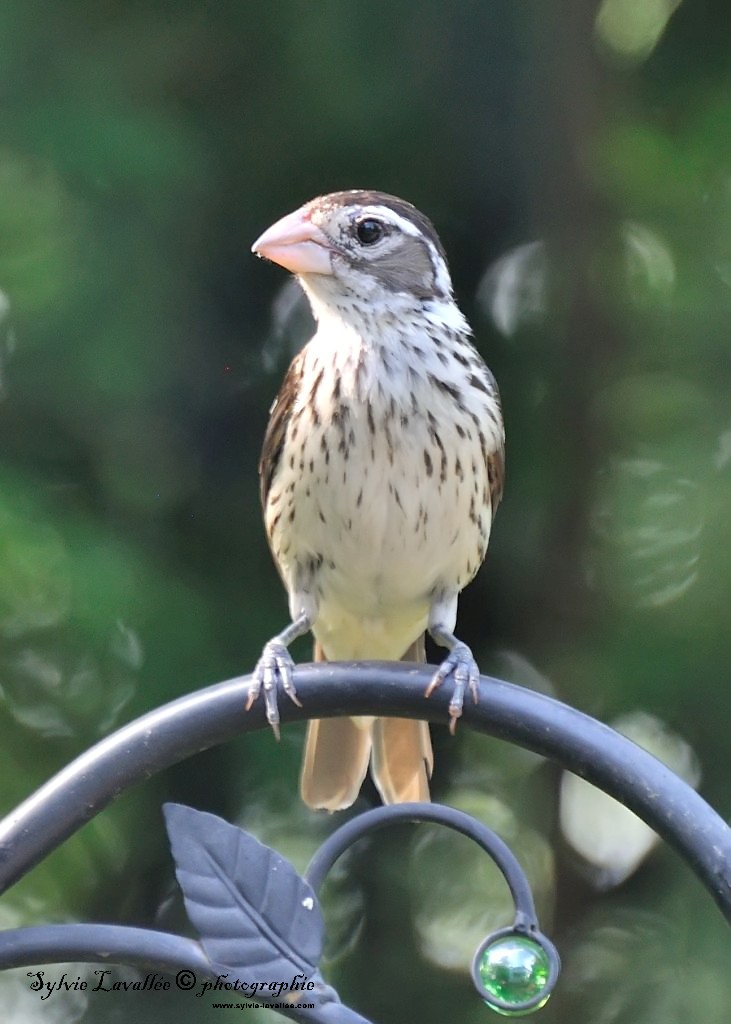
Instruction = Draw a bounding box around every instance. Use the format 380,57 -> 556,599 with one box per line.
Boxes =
252,190 -> 455,313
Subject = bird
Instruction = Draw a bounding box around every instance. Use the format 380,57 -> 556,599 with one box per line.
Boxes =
248,190 -> 504,811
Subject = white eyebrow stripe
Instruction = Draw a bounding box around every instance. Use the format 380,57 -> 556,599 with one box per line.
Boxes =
428,240 -> 453,296
357,206 -> 423,238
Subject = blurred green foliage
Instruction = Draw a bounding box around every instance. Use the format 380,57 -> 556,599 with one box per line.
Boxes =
0,1 -> 729,1022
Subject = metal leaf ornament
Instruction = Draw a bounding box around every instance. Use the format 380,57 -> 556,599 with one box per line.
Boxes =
163,803 -> 328,999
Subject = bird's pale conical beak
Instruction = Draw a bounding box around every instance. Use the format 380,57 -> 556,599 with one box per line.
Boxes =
251,207 -> 334,276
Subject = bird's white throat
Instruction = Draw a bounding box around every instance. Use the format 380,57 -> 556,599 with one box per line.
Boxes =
298,278 -> 474,405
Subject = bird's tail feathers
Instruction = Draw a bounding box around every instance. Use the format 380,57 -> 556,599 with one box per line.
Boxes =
370,635 -> 432,804
299,637 -> 432,810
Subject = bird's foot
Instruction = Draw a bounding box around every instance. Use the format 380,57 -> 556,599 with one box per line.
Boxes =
425,641 -> 480,734
246,640 -> 303,739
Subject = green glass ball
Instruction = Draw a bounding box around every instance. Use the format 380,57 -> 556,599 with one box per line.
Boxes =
477,935 -> 551,1015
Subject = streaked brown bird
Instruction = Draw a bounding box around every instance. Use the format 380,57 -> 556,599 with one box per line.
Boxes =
249,190 -> 504,811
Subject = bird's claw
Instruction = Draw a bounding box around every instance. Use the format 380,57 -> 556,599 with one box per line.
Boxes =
247,640 -> 302,739
425,641 -> 480,734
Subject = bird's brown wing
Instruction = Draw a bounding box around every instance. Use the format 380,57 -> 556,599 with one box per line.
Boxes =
487,444 -> 505,522
259,351 -> 304,509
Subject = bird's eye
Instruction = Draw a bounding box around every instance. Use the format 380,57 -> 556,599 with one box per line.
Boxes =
354,218 -> 384,245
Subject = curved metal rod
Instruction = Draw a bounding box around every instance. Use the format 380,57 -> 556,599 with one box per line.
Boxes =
304,802 -> 538,929
0,923 -> 209,975
0,924 -> 371,1024
0,663 -> 729,922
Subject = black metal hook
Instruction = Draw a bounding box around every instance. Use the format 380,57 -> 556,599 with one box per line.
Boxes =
304,802 -> 560,1013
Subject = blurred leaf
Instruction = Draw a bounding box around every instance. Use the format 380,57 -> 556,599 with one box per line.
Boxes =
560,711 -> 700,887
594,0 -> 683,65
0,150 -> 80,312
0,477 -> 72,639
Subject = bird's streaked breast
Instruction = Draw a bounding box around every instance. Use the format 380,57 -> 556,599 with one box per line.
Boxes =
262,307 -> 501,658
